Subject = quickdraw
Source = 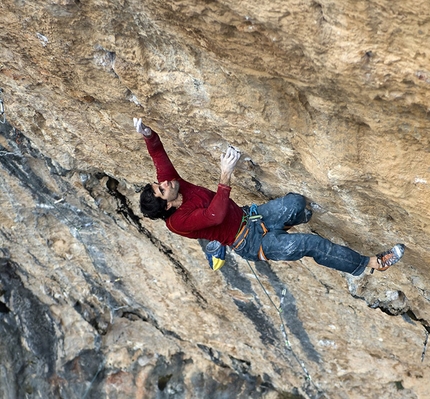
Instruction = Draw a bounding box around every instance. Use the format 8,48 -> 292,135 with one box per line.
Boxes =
0,89 -> 5,124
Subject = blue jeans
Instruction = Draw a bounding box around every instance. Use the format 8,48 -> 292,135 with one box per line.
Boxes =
233,193 -> 369,276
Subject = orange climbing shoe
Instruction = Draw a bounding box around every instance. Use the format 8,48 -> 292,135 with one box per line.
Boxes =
371,243 -> 405,274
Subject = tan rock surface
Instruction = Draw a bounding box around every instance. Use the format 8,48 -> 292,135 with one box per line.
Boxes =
0,1 -> 429,398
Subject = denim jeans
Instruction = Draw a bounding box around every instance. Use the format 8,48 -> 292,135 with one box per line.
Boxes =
233,193 -> 369,276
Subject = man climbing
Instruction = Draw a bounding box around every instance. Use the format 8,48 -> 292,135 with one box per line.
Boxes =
134,118 -> 405,275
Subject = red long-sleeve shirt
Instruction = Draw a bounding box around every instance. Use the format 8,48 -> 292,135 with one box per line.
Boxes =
144,132 -> 244,245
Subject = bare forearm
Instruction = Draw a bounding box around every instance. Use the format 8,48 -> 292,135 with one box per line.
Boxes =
219,171 -> 233,186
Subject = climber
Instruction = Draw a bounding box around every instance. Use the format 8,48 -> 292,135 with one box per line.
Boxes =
134,118 -> 405,275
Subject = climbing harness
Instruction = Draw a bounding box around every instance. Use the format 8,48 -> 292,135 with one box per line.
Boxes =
205,204 -> 269,271
232,204 -> 268,260
244,259 -> 326,398
0,89 -> 5,124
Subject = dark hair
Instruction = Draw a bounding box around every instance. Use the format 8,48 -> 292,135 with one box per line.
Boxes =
140,183 -> 176,220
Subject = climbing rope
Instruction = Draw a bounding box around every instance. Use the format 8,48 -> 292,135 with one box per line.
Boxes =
244,259 -> 326,398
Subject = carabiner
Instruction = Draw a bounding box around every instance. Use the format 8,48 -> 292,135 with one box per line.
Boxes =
0,89 -> 5,123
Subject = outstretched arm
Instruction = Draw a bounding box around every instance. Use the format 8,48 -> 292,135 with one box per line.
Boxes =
133,118 -> 180,181
219,146 -> 241,186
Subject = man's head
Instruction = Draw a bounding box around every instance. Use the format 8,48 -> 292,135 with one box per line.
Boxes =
140,180 -> 180,220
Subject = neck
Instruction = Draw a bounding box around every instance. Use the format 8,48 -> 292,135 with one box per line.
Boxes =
171,193 -> 183,209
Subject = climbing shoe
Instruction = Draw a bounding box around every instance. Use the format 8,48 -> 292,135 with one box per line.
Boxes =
371,243 -> 405,274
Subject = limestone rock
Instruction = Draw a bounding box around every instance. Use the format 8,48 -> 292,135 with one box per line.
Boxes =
0,1 -> 429,398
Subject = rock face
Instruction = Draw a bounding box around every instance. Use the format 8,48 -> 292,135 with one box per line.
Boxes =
0,1 -> 429,398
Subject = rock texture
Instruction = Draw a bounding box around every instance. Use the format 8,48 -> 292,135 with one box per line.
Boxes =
0,1 -> 429,398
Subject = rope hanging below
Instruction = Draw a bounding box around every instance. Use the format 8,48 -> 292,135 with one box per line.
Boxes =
244,259 -> 326,398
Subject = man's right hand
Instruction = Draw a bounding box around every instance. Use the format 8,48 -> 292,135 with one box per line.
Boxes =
219,145 -> 241,186
133,118 -> 152,137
